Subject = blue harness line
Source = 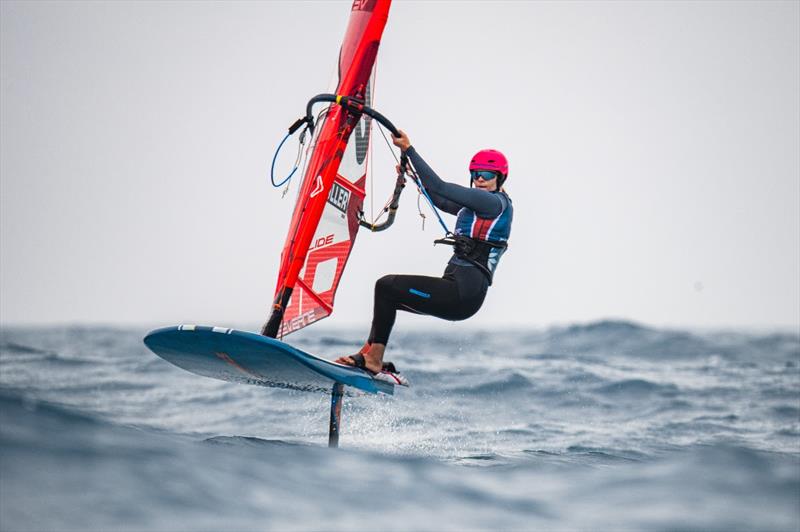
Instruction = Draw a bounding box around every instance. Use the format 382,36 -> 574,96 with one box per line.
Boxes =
410,175 -> 452,236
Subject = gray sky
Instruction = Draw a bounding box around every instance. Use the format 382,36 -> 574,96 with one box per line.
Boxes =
1,0 -> 798,330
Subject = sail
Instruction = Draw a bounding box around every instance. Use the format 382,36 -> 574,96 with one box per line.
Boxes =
263,0 -> 391,338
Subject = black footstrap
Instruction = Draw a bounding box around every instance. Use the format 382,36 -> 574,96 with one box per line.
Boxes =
348,354 -> 367,369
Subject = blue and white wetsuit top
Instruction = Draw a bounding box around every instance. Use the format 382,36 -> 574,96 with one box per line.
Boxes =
405,146 -> 514,280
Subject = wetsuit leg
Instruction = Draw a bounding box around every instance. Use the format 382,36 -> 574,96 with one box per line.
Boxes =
368,264 -> 488,345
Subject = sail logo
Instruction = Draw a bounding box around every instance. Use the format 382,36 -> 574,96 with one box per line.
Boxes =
310,175 -> 324,197
351,0 -> 375,12
353,81 -> 372,165
327,182 -> 350,213
309,234 -> 334,251
281,309 -> 319,335
354,118 -> 370,165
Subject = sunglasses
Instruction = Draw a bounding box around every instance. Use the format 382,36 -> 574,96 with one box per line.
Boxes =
470,170 -> 498,181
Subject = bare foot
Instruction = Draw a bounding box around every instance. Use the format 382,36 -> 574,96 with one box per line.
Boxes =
334,342 -> 370,366
335,343 -> 385,374
335,342 -> 369,365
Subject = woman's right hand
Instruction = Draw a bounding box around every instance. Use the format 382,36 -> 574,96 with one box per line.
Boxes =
391,129 -> 411,152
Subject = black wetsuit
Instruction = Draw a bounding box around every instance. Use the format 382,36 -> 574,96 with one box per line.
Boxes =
368,147 -> 513,346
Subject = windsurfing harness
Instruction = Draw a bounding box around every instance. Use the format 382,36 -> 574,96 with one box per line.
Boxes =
404,147 -> 513,284
434,234 -> 508,283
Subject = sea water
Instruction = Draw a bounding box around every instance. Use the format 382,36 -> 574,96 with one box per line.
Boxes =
1,321 -> 798,531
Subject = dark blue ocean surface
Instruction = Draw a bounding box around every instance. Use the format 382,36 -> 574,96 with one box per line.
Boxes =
1,321 -> 798,531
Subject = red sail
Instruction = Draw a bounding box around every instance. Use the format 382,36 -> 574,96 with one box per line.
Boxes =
264,0 -> 391,337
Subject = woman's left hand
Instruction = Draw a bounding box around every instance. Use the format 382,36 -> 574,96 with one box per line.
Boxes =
391,129 -> 411,152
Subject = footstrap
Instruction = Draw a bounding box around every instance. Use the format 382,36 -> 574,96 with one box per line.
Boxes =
348,354 -> 367,369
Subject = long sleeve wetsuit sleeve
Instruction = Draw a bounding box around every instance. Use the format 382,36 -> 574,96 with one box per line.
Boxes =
406,146 -> 504,218
424,188 -> 463,216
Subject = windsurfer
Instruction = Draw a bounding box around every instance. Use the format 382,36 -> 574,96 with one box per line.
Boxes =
335,130 -> 513,382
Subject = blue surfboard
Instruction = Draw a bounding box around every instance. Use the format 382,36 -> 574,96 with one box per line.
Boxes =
143,325 -> 393,395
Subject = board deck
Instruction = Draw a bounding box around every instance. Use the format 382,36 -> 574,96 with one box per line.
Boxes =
143,325 -> 393,395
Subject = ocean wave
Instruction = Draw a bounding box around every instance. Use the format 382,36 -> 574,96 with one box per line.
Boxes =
0,341 -> 52,355
562,319 -> 654,335
203,435 -> 307,448
593,379 -> 680,397
0,341 -> 105,368
536,320 -> 800,363
659,419 -> 751,437
565,445 -> 649,463
0,388 -> 106,435
541,320 -> 710,360
772,405 -> 800,419
47,381 -> 155,394
561,369 -> 606,385
447,371 -> 534,395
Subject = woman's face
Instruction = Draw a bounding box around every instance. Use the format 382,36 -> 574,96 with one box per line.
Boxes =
471,170 -> 499,192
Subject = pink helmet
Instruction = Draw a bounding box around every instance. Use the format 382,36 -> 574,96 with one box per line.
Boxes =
469,149 -> 508,177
